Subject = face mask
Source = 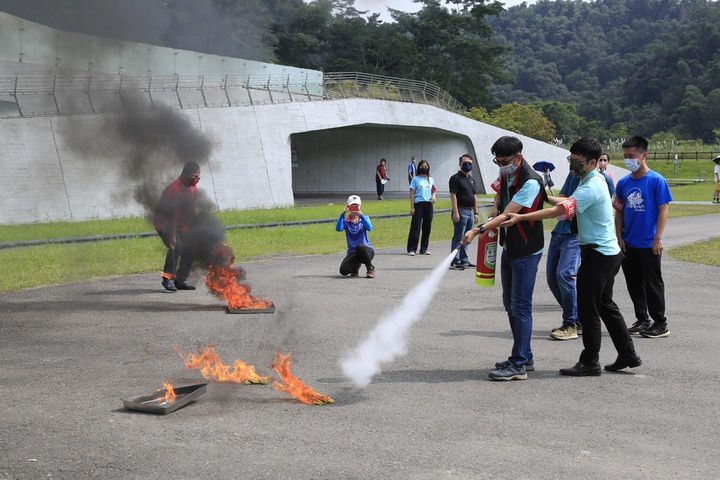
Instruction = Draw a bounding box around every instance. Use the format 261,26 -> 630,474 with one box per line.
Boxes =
461,163 -> 473,173
623,158 -> 640,172
418,167 -> 429,175
499,163 -> 518,176
569,161 -> 585,176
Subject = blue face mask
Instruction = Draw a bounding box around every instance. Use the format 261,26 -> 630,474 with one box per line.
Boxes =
623,158 -> 641,172
461,163 -> 473,173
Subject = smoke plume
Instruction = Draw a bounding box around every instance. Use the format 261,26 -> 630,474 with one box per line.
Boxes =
341,249 -> 459,388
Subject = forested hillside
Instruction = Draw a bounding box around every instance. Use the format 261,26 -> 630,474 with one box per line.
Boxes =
490,0 -> 720,142
2,0 -> 719,142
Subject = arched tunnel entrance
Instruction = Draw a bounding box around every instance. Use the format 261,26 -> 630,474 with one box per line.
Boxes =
290,124 -> 484,202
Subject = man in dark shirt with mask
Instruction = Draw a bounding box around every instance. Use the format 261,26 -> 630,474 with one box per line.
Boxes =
153,162 -> 201,292
463,137 -> 546,381
449,154 -> 479,270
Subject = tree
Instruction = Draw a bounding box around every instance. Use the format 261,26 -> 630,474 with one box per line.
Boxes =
464,107 -> 491,123
533,101 -> 584,143
488,103 -> 556,142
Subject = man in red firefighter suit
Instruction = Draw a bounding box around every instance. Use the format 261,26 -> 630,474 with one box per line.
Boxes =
153,162 -> 201,292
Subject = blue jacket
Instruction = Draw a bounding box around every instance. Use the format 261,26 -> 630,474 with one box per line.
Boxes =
336,213 -> 374,254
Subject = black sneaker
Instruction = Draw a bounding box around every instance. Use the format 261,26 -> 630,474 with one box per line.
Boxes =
559,362 -> 601,377
462,261 -> 477,268
628,320 -> 652,335
640,323 -> 670,338
495,359 -> 535,372
174,281 -> 196,290
161,278 -> 177,292
449,263 -> 465,271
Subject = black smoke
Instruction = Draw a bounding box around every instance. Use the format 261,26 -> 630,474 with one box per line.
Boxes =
113,104 -> 228,268
0,0 -> 276,62
58,101 -> 232,270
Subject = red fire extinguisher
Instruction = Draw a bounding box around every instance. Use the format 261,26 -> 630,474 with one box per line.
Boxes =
475,228 -> 498,287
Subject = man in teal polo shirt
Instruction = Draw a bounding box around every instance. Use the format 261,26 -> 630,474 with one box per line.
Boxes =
502,138 -> 641,376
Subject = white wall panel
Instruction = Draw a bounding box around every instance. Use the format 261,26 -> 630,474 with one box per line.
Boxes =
0,98 -> 574,224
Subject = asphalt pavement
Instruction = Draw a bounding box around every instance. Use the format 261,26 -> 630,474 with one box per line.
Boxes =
1,214 -> 719,480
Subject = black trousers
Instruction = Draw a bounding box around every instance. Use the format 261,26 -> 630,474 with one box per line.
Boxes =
406,201 -> 434,253
577,249 -> 637,364
621,246 -> 667,325
376,178 -> 385,197
158,230 -> 194,283
340,245 -> 375,276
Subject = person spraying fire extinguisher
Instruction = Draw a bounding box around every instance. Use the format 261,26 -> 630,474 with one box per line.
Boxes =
461,136 -> 546,382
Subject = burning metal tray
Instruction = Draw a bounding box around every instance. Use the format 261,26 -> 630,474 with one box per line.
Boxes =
226,302 -> 275,314
122,383 -> 207,414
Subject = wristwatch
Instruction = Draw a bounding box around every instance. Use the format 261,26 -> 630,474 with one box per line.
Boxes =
474,225 -> 485,234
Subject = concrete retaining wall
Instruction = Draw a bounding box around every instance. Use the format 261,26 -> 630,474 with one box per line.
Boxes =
0,98 -> 573,225
0,12 -> 320,80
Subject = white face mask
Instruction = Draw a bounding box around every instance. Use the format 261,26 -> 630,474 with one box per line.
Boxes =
624,158 -> 641,172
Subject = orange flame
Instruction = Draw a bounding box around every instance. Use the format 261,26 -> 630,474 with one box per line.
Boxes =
176,345 -> 269,385
271,352 -> 334,405
205,244 -> 273,310
161,381 -> 176,403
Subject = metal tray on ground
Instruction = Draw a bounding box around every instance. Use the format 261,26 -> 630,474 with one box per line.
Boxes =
122,383 -> 208,414
226,302 -> 275,314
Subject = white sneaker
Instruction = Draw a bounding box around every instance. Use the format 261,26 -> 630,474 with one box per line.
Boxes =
407,251 -> 415,256
420,251 -> 431,255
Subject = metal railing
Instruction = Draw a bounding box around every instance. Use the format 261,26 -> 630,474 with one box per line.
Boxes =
0,71 -> 466,118
323,72 -> 466,113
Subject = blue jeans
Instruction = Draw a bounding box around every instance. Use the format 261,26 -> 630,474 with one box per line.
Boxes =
500,249 -> 541,367
546,232 -> 580,326
451,208 -> 474,264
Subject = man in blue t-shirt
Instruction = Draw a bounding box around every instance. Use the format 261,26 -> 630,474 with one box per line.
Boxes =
407,156 -> 417,184
502,138 -> 641,377
614,136 -> 673,338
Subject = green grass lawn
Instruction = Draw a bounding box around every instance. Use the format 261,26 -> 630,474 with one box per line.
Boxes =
0,215 -> 456,293
645,159 -> 716,180
1,196 -> 717,293
669,182 -> 718,202
668,238 -> 720,267
0,199 -> 455,243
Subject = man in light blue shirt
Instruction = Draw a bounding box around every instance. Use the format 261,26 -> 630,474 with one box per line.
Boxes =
503,138 -> 641,377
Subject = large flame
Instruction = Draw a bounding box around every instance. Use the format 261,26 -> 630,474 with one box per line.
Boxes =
205,244 -> 273,310
176,345 -> 269,385
271,352 -> 334,405
161,381 -> 176,403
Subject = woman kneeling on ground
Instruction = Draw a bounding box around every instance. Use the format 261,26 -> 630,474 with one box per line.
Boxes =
336,194 -> 376,278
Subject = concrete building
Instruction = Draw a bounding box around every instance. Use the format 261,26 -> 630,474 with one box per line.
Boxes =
0,12 -> 584,225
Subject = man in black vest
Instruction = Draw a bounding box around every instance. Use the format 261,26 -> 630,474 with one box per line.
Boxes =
463,136 -> 546,381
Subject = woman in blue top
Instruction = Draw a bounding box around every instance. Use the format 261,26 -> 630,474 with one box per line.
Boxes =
336,194 -> 376,278
406,160 -> 437,255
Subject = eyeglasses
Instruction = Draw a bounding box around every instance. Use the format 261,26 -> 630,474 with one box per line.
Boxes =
567,156 -> 589,163
492,154 -> 517,166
